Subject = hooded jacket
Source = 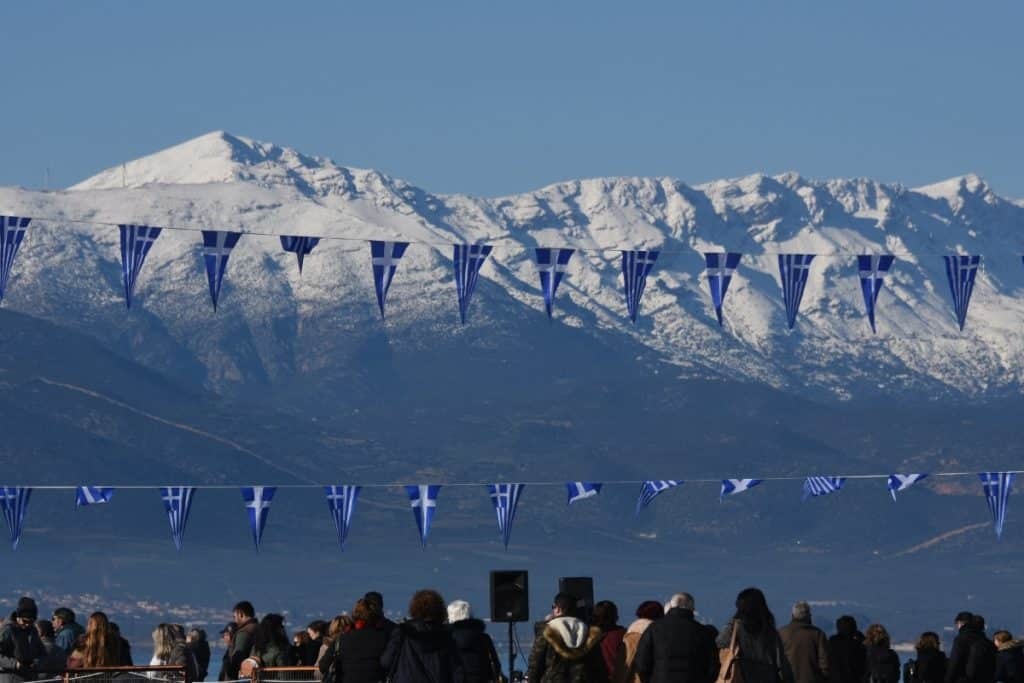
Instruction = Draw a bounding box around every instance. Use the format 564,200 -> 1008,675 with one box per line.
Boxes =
633,608 -> 718,683
449,619 -> 500,683
526,616 -> 604,683
380,619 -> 464,683
614,619 -> 654,683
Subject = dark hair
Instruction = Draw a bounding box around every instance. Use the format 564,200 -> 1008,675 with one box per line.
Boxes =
916,632 -> 941,651
635,601 -> 664,621
352,599 -> 381,624
836,616 -> 858,637
592,601 -> 619,628
552,593 -> 577,618
972,614 -> 987,633
255,614 -> 289,653
955,611 -> 973,624
36,619 -> 55,639
306,620 -> 328,637
364,592 -> 384,610
864,624 -> 891,648
408,590 -> 446,622
733,588 -> 776,636
53,608 -> 76,624
233,601 -> 255,618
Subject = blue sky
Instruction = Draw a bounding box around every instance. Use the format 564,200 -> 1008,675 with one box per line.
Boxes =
3,2 -> 1023,197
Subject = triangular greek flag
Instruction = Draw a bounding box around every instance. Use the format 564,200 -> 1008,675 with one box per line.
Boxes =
453,244 -> 492,324
857,254 -> 895,334
566,482 -> 602,505
887,474 -> 927,501
704,252 -> 742,326
200,230 -> 242,311
241,486 -> 276,551
406,485 -> 440,547
324,485 -> 361,551
720,478 -> 762,500
778,254 -> 815,329
802,476 -> 846,501
487,483 -> 524,549
943,255 -> 980,331
76,486 -> 115,507
370,240 -> 409,318
0,487 -> 32,550
621,250 -> 659,324
979,472 -> 1015,539
0,215 -> 30,303
280,235 -> 321,274
119,224 -> 162,309
636,480 -> 681,514
159,486 -> 196,551
535,248 -> 575,318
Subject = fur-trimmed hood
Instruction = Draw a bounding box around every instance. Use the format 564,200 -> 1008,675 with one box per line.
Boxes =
626,618 -> 653,636
542,617 -> 602,660
999,639 -> 1024,652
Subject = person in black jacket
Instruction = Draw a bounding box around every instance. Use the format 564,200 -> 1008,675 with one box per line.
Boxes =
320,600 -> 389,683
906,632 -> 947,683
0,597 -> 46,683
380,590 -> 463,683
446,601 -> 500,683
187,628 -> 211,681
994,631 -> 1024,683
864,624 -> 900,683
633,592 -> 718,683
829,616 -> 866,683
946,612 -> 994,683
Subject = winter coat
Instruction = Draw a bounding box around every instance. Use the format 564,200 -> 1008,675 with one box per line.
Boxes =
54,623 -> 85,657
526,616 -> 604,683
380,619 -> 463,683
597,626 -> 626,682
829,634 -> 867,683
996,641 -> 1024,683
717,619 -> 793,683
0,623 -> 45,683
319,623 -> 389,683
633,608 -> 718,683
225,619 -> 259,679
255,640 -> 293,668
614,619 -> 654,683
189,640 -> 211,681
947,625 -> 996,683
909,648 -> 948,683
864,644 -> 900,683
120,637 -> 135,666
449,619 -> 500,683
779,620 -> 830,683
36,638 -> 67,675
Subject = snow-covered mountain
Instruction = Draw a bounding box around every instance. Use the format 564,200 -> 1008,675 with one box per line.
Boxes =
2,131 -> 1022,401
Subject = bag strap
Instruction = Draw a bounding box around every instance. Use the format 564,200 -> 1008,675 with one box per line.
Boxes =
729,620 -> 740,653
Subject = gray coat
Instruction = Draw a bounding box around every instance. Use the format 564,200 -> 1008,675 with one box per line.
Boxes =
0,624 -> 45,683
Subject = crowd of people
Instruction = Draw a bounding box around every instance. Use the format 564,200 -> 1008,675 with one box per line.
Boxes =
0,589 -> 1022,683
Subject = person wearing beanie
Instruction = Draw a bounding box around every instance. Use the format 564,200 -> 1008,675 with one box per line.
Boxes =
0,597 -> 45,683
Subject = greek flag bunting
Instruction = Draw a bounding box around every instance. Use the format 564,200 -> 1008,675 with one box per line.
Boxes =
200,230 -> 242,311
76,486 -> 115,507
119,224 -> 162,309
279,236 -> 321,274
0,215 -> 30,303
535,248 -> 575,318
943,255 -> 980,331
857,254 -> 895,334
324,485 -> 361,551
0,487 -> 32,550
241,486 -> 276,551
566,482 -> 602,505
704,252 -> 742,326
453,244 -> 492,323
802,477 -> 846,501
370,241 -> 409,318
487,483 -> 524,549
887,474 -> 928,501
407,485 -> 440,547
720,478 -> 762,500
778,254 -> 815,329
979,472 -> 1014,539
159,486 -> 196,551
636,480 -> 681,514
621,250 -> 659,324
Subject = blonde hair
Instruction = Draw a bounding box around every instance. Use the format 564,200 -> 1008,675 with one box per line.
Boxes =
447,600 -> 472,623
83,612 -> 120,667
152,624 -> 174,662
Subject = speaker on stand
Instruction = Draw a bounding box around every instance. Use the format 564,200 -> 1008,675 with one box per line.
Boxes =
558,576 -> 594,624
490,570 -> 529,680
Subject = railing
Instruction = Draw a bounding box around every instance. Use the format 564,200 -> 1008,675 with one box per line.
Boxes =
60,666 -> 188,683
251,667 -> 320,683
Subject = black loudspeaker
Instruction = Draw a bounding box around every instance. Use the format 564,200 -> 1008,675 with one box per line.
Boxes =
490,570 -> 530,622
558,576 -> 594,624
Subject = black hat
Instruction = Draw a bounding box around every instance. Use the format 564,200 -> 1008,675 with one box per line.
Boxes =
15,597 -> 38,620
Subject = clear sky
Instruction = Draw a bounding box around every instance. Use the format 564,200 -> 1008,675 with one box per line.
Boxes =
3,1 -> 1023,198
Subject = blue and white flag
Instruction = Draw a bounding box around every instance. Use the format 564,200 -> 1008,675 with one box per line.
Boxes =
857,254 -> 895,334
887,474 -> 927,501
721,478 -> 762,500
119,224 -> 162,309
0,215 -> 30,303
453,244 -> 492,324
200,230 -> 242,311
159,486 -> 196,551
943,255 -> 980,331
324,485 -> 361,551
76,486 -> 115,507
636,480 -> 681,514
241,486 -> 276,551
621,250 -> 659,324
487,483 -> 524,549
802,476 -> 846,501
406,485 -> 440,547
535,248 -> 575,318
0,487 -> 32,550
370,241 -> 409,318
280,236 -> 320,274
704,252 -> 742,326
778,254 -> 815,329
566,482 -> 602,505
979,472 -> 1015,539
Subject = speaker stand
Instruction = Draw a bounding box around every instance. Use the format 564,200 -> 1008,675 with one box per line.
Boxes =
507,621 -> 515,681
